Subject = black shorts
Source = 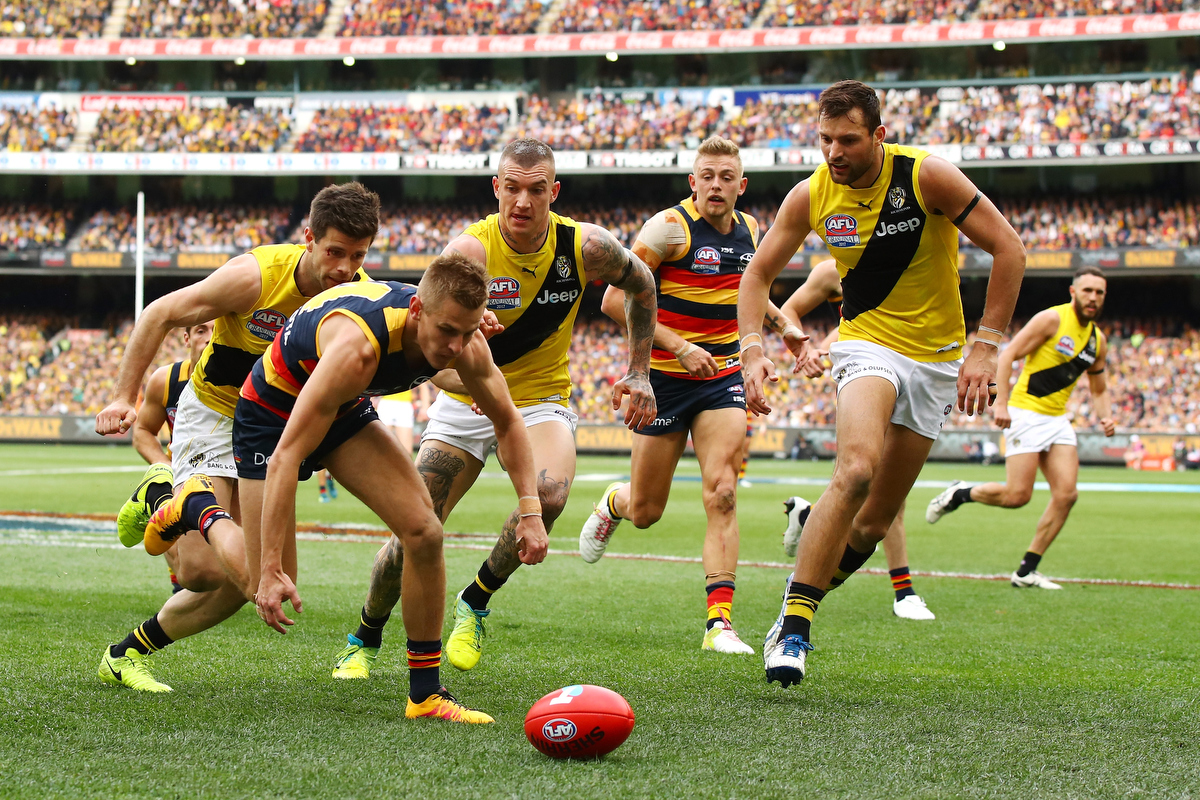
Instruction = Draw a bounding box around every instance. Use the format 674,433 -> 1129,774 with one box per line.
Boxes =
232,397 -> 379,481
637,369 -> 746,437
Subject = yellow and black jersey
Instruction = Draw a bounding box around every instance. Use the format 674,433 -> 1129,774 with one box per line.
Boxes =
809,141 -> 965,362
190,243 -> 369,418
242,281 -> 440,421
447,212 -> 586,408
1009,302 -> 1099,417
653,197 -> 758,380
163,358 -> 191,436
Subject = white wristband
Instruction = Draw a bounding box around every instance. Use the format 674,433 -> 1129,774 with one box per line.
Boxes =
673,341 -> 699,360
782,324 -> 803,340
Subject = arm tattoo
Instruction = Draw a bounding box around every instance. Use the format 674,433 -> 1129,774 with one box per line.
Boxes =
416,447 -> 465,521
364,536 -> 404,619
764,305 -> 790,335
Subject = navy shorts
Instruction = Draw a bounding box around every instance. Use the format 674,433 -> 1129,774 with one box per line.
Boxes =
233,396 -> 379,481
637,369 -> 746,436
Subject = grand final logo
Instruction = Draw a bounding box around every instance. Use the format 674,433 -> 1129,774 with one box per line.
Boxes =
246,309 -> 286,341
487,276 -> 521,310
1054,335 -> 1076,357
824,215 -> 860,247
692,246 -> 721,274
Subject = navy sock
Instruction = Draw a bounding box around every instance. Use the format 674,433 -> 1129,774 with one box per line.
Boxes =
827,543 -> 875,590
354,607 -> 390,649
460,561 -> 507,611
947,486 -> 974,510
145,483 -> 173,513
407,639 -> 442,703
779,582 -> 825,642
110,615 -> 173,658
1017,551 -> 1042,577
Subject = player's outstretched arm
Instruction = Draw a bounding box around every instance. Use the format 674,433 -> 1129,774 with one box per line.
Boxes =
990,310 -> 1059,429
580,223 -> 658,430
738,179 -> 813,415
256,315 -> 375,634
96,255 -> 262,435
456,333 -> 548,565
920,156 -> 1026,416
1088,332 -> 1115,436
131,365 -> 172,466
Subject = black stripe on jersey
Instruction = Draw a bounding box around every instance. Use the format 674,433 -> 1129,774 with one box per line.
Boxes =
1026,327 -> 1098,398
488,223 -> 581,368
657,293 -> 738,321
166,361 -> 188,411
201,342 -> 262,388
840,154 -> 926,323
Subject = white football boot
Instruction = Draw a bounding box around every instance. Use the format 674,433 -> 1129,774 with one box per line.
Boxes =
925,480 -> 971,524
764,634 -> 813,688
701,620 -> 755,655
762,572 -> 792,661
781,496 -> 811,558
579,481 -> 624,564
1011,570 -> 1062,590
892,594 -> 936,620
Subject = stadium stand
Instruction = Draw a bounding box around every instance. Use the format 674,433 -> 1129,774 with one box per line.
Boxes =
551,0 -> 762,33
0,104 -> 76,152
0,0 -> 110,37
72,205 -> 293,253
89,106 -> 291,153
122,0 -> 327,38
339,0 -> 545,36
294,104 -> 509,153
0,205 -> 74,250
763,0 -> 1197,27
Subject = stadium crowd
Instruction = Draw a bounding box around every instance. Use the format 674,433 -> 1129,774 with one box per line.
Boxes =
0,0 -> 109,38
1,104 -> 76,152
339,0 -> 545,36
89,106 -> 290,153
999,196 -> 1200,249
72,205 -> 293,253
0,205 -> 74,250
551,0 -> 761,33
122,0 -> 326,38
294,104 -> 509,153
763,0 -> 1194,28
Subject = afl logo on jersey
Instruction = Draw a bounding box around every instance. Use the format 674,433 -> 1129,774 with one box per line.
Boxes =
692,246 -> 721,274
1054,335 -> 1076,357
247,309 -> 287,341
824,215 -> 860,247
487,277 -> 521,310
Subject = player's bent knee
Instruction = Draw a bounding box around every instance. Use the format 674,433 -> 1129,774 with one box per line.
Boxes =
702,481 -> 737,515
538,496 -> 568,528
628,502 -> 665,529
399,515 -> 443,558
1001,490 -> 1032,508
174,560 -> 226,593
830,462 -> 874,501
1054,489 -> 1079,507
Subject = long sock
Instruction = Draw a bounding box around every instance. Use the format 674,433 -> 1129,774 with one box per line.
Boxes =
407,639 -> 442,703
1016,551 -> 1042,577
827,542 -> 875,590
737,453 -> 749,480
889,566 -> 916,601
607,485 -> 623,520
168,566 -> 183,594
146,483 -> 173,513
780,582 -> 825,642
705,581 -> 735,630
460,561 -> 507,611
181,491 -> 232,540
354,607 -> 390,649
946,486 -> 975,511
110,614 -> 173,658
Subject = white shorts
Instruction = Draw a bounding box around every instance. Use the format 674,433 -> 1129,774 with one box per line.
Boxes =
829,339 -> 962,440
421,393 -> 578,464
1003,406 -> 1077,456
376,398 -> 413,429
170,382 -> 237,488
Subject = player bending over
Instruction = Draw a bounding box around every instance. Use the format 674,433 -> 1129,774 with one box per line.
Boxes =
926,267 -> 1113,589
739,80 -> 1025,688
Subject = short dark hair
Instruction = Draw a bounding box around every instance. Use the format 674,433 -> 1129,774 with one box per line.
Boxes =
1073,266 -> 1107,282
818,80 -> 882,134
498,137 -> 556,179
419,251 -> 489,311
308,181 -> 380,243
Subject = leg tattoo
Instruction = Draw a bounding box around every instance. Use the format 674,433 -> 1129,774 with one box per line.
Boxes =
416,448 -> 465,521
537,469 -> 571,532
364,536 -> 404,620
486,510 -> 523,579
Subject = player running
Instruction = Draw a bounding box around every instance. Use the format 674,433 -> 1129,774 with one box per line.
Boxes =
331,138 -> 658,678
739,80 -> 1026,688
578,136 -> 805,654
116,321 -> 213,593
777,259 -> 935,621
94,182 -> 377,693
926,267 -> 1113,589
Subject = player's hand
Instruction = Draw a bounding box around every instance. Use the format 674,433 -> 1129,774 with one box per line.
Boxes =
798,348 -> 829,379
957,345 -> 997,416
96,399 -> 137,435
677,343 -> 718,379
992,402 -> 1012,429
255,569 -> 302,635
479,310 -> 505,340
612,370 -> 656,430
781,328 -> 811,363
470,402 -> 485,416
741,349 -> 776,416
515,514 -> 548,565
1100,417 -> 1116,437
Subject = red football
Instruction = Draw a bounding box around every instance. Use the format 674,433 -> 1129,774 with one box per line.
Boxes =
524,685 -> 635,759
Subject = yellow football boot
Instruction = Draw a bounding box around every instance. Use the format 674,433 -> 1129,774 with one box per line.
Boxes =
405,688 -> 493,724
116,462 -> 174,547
445,591 -> 488,671
144,474 -> 216,556
332,635 -> 379,679
98,647 -> 172,693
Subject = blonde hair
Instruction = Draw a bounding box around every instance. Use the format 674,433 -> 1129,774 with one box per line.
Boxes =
418,252 -> 489,311
693,136 -> 742,175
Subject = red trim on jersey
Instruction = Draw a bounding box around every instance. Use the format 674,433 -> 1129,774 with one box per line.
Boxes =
269,343 -> 305,391
242,380 -> 291,421
659,266 -> 742,291
657,309 -> 737,335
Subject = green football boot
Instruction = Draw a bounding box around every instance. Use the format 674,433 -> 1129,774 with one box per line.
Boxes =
445,591 -> 489,671
98,646 -> 172,693
117,462 -> 174,548
332,635 -> 379,679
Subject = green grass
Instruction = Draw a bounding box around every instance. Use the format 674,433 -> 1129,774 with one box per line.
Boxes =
1,444 -> 1198,798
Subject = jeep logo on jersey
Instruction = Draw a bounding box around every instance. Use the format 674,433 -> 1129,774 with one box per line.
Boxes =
246,309 -> 286,341
555,255 -> 572,278
542,719 -> 577,741
889,186 -> 907,210
487,277 -> 521,310
537,288 -> 580,305
824,215 -> 860,247
873,216 -> 923,238
692,246 -> 721,274
1054,335 -> 1076,357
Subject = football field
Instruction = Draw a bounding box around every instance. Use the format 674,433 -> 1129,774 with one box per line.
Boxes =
1,443 -> 1198,798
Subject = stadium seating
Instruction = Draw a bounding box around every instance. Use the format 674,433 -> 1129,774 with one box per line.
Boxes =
0,205 -> 74,250
89,107 -> 290,153
294,105 -> 509,154
551,0 -> 762,33
0,104 -> 76,152
763,0 -> 1193,27
339,0 -> 545,36
73,205 -> 293,253
0,0 -> 109,37
122,0 -> 327,38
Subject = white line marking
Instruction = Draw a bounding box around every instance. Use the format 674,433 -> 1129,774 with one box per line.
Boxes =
0,465 -> 147,478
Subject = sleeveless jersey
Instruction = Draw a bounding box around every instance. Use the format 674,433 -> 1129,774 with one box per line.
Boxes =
190,243 -> 368,418
242,281 -> 439,421
163,358 -> 191,435
653,197 -> 758,379
380,390 -> 413,402
1009,302 -> 1098,417
809,142 -> 965,362
448,212 -> 586,408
